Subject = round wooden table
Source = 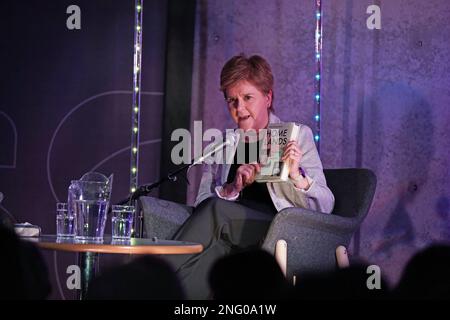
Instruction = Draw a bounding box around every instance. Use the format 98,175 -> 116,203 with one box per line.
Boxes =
25,235 -> 203,299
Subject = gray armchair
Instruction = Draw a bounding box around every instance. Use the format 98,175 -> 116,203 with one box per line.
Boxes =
262,168 -> 377,279
138,168 -> 376,280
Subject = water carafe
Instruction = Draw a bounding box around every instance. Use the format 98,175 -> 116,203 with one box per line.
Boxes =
68,172 -> 113,242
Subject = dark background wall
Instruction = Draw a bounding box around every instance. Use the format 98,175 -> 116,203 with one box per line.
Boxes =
0,0 -> 168,299
1,0 -> 449,298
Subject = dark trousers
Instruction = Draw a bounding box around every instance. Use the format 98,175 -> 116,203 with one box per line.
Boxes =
166,197 -> 276,299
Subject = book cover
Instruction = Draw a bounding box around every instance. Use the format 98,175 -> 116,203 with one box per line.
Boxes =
255,122 -> 300,183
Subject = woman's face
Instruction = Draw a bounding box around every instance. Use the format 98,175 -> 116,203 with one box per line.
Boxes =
225,80 -> 272,132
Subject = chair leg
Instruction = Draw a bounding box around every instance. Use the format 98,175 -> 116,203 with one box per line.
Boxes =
275,239 -> 287,277
336,245 -> 350,268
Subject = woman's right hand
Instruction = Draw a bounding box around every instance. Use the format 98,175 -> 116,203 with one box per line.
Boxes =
222,164 -> 261,197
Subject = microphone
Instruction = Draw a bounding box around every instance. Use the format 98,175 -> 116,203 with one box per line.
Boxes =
191,132 -> 237,166
123,131 -> 238,202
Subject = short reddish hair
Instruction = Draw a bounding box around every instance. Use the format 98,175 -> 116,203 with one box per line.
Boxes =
220,54 -> 274,112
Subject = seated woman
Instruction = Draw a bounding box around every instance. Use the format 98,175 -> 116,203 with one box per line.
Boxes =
168,54 -> 334,299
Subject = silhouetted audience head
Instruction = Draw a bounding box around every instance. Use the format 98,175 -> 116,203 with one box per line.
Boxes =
394,243 -> 450,299
208,249 -> 291,300
0,206 -> 16,230
293,263 -> 390,300
86,255 -> 185,300
0,225 -> 51,299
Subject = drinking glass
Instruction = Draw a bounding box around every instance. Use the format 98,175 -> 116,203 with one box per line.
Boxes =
111,205 -> 135,239
56,202 -> 75,237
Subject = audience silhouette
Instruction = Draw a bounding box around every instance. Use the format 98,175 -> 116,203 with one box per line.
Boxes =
86,255 -> 185,300
0,224 -> 51,299
293,263 -> 390,300
208,249 -> 292,300
394,243 -> 450,299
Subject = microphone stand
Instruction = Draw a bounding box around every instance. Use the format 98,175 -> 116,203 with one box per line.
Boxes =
117,133 -> 236,238
115,162 -> 194,239
117,163 -> 192,205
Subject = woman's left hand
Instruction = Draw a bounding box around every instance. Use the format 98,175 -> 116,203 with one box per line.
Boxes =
281,140 -> 302,178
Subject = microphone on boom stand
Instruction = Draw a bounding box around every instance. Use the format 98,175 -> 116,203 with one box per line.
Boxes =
116,132 -> 238,237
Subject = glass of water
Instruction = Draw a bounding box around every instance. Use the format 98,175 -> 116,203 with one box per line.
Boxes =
111,205 -> 135,239
56,203 -> 75,237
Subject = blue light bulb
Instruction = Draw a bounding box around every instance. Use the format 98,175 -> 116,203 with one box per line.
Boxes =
315,94 -> 320,101
315,74 -> 320,80
314,135 -> 320,142
315,114 -> 320,121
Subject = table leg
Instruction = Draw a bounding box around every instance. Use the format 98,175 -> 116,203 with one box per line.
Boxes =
77,252 -> 98,300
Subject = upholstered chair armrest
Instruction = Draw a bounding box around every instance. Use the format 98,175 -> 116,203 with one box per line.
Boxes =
262,207 -> 359,278
138,196 -> 193,240
270,207 -> 358,236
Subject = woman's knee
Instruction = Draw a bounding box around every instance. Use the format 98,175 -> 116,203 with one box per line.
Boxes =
193,197 -> 241,221
197,197 -> 229,210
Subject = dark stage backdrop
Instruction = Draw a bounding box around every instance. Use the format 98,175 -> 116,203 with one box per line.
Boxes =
0,0 -> 168,299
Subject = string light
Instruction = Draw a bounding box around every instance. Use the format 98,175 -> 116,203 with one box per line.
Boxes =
314,0 -> 323,152
129,0 -> 143,238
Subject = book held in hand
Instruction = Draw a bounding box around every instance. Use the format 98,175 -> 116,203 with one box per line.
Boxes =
255,122 -> 300,183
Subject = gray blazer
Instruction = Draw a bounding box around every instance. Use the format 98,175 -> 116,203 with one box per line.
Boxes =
195,113 -> 335,214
